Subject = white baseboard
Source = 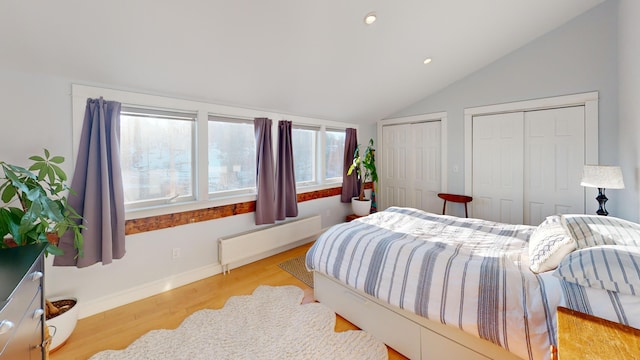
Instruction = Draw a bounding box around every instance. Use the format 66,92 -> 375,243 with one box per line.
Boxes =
77,263 -> 222,319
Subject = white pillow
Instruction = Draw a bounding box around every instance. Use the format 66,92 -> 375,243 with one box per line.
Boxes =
554,245 -> 640,296
560,214 -> 640,249
528,215 -> 576,273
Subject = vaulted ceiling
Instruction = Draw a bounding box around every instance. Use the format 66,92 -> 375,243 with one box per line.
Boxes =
0,0 -> 605,123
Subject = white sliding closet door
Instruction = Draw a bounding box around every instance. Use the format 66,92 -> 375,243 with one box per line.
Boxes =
471,106 -> 585,225
524,106 -> 585,225
381,121 -> 441,212
382,124 -> 411,207
472,112 -> 524,224
465,92 -> 597,225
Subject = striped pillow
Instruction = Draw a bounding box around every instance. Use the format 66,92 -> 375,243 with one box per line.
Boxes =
560,214 -> 640,248
528,215 -> 576,273
554,245 -> 640,296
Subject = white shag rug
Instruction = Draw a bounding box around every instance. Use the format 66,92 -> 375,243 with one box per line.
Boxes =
89,285 -> 388,360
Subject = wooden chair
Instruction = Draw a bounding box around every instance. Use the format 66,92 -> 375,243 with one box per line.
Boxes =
437,193 -> 473,218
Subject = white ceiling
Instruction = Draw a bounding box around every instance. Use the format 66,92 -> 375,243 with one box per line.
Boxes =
0,0 -> 605,124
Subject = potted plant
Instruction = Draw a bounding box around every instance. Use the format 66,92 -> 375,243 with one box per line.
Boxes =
0,149 -> 84,352
347,138 -> 378,216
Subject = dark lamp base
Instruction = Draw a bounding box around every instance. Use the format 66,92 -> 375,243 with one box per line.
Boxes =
596,188 -> 608,216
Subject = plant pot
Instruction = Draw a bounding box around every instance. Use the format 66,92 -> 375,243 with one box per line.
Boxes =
47,297 -> 79,352
351,198 -> 372,216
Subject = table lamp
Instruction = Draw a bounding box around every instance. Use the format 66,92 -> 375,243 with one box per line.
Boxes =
580,165 -> 625,216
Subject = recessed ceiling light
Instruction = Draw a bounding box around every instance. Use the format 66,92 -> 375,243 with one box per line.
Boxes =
423,58 -> 433,64
364,12 -> 377,25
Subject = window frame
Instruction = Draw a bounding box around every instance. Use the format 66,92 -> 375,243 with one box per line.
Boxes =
291,124 -> 320,188
324,127 -> 347,184
71,84 -> 356,219
207,115 -> 257,199
119,106 -> 198,210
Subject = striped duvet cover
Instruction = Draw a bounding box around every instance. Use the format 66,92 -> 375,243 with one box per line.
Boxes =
306,207 -> 561,360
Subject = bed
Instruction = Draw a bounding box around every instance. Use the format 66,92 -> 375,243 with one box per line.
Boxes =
306,207 -> 640,360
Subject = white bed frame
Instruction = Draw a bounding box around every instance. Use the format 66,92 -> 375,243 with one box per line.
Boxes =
314,272 -> 523,360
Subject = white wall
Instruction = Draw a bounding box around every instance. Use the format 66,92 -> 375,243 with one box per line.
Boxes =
389,2 -> 628,219
0,70 -> 74,166
0,68 -> 354,318
358,123 -> 377,147
617,0 -> 640,221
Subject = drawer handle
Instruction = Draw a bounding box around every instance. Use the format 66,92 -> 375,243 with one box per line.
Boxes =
39,326 -> 56,349
31,271 -> 44,281
0,320 -> 14,335
33,308 -> 45,319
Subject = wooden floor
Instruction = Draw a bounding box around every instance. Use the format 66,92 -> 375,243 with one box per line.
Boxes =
50,243 -> 407,360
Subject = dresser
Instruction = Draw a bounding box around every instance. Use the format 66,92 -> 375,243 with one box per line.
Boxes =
0,243 -> 47,360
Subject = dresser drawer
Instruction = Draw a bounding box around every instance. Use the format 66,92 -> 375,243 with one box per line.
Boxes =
314,272 -> 422,359
0,289 -> 43,359
1,257 -> 43,310
0,255 -> 44,356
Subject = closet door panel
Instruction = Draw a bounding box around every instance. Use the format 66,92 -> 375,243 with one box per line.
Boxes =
524,106 -> 585,225
412,121 -> 441,214
472,112 -> 524,224
382,124 -> 412,208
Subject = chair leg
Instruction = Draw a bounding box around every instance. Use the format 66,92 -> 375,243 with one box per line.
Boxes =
442,200 -> 447,215
464,203 -> 468,218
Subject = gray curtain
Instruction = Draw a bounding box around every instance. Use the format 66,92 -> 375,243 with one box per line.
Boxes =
254,118 -> 276,225
54,97 -> 126,267
275,120 -> 298,220
341,128 -> 359,202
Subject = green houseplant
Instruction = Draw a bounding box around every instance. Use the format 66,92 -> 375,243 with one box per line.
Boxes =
347,138 -> 378,216
0,149 -> 84,349
0,149 -> 84,255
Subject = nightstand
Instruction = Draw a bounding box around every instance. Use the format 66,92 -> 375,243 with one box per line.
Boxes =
555,307 -> 640,359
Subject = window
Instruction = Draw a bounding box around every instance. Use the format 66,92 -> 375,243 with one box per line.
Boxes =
120,107 -> 196,208
292,126 -> 319,185
325,128 -> 345,181
208,116 -> 256,196
73,85 -> 357,215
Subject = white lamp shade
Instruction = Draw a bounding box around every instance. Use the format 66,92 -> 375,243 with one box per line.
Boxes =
580,165 -> 625,189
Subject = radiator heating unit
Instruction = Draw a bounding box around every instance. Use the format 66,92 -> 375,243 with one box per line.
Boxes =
219,215 -> 321,273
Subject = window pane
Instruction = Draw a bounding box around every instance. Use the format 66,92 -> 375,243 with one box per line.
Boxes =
120,111 -> 194,205
292,128 -> 317,184
325,129 -> 345,180
208,119 -> 256,193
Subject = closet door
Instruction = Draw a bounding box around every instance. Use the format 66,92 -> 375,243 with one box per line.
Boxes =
524,106 -> 585,225
381,124 -> 411,207
472,112 -> 524,224
381,122 -> 441,212
471,107 -> 585,225
412,121 -> 441,214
